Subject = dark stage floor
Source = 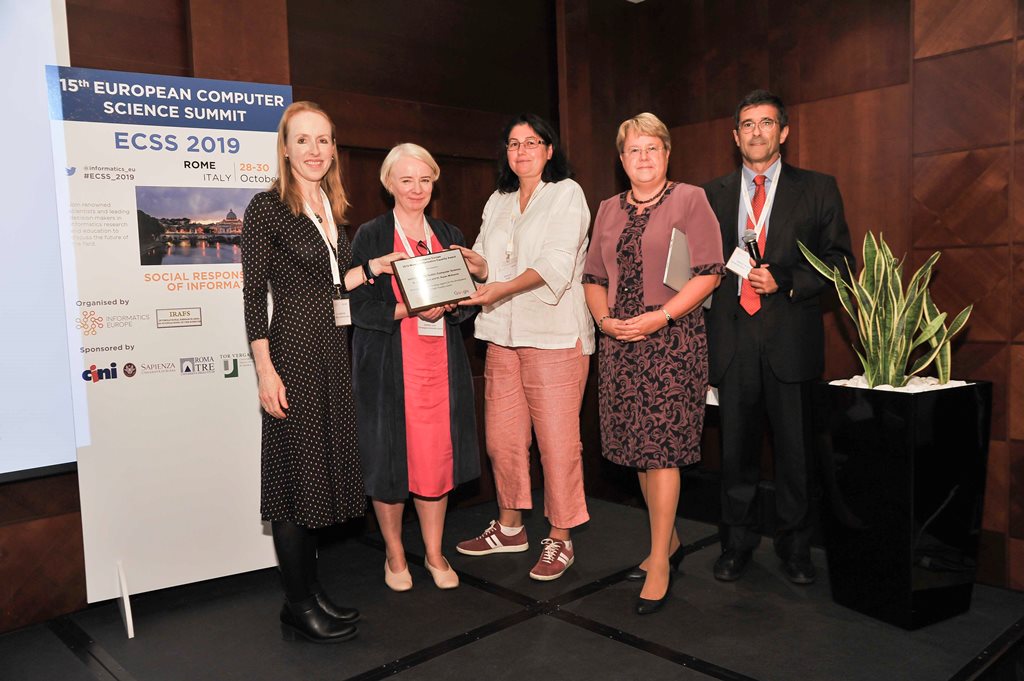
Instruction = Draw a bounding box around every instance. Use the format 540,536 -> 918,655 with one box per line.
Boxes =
3,496 -> 1023,681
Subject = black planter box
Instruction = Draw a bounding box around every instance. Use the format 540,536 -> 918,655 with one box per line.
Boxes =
812,381 -> 992,630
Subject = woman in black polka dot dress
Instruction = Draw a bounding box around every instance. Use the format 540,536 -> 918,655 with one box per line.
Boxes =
242,101 -> 404,644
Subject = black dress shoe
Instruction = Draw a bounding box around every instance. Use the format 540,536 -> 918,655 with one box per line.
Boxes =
314,589 -> 360,623
280,597 -> 358,643
782,556 -> 816,585
713,549 -> 752,582
635,571 -> 674,615
624,545 -> 685,582
635,590 -> 670,615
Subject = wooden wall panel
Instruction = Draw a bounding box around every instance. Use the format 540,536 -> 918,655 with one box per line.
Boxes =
1012,345 -> 1024,440
1011,441 -> 1024,539
668,117 -> 738,187
913,43 -> 1013,154
66,0 -> 189,75
1010,536 -> 1024,589
915,0 -> 1014,59
913,148 -> 1011,248
1014,146 -> 1024,242
983,440 -> 1010,532
1015,40 -> 1024,140
188,0 -> 290,84
1014,251 -> 1024,342
796,86 -> 913,263
628,0 -> 908,129
287,0 -> 555,119
300,86 -> 508,162
911,246 -> 1011,343
0,513 -> 86,633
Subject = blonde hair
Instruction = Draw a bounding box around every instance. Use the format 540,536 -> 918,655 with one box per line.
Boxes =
615,112 -> 672,154
272,101 -> 350,224
380,143 -> 441,193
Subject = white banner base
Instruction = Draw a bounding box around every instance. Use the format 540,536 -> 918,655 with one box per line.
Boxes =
116,560 -> 135,639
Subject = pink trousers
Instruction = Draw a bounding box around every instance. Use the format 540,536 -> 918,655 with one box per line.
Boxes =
484,341 -> 590,529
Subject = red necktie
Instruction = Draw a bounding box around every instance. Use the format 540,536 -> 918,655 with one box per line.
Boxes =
739,174 -> 767,315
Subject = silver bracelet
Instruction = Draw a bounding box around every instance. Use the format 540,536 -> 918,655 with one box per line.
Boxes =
598,315 -> 610,334
661,308 -> 673,326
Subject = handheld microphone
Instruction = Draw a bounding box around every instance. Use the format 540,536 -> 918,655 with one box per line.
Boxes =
742,230 -> 762,265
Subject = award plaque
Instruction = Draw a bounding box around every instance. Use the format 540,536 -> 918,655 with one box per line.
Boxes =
391,249 -> 476,313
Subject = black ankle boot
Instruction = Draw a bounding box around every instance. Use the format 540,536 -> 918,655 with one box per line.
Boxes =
313,588 -> 360,624
280,596 -> 357,643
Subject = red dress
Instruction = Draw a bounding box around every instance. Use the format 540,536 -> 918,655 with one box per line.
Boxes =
390,230 -> 454,496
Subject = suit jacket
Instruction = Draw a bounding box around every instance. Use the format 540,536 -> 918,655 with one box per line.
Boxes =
349,212 -> 480,501
703,163 -> 852,384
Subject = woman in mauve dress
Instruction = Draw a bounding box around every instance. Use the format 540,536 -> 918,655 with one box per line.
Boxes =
583,113 -> 723,615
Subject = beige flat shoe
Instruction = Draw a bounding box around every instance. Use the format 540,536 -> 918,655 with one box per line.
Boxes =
424,556 -> 459,589
384,559 -> 412,592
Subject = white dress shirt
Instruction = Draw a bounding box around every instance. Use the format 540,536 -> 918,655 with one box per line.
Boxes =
471,179 -> 595,355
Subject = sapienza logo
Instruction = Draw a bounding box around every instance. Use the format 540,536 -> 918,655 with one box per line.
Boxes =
82,362 -> 119,383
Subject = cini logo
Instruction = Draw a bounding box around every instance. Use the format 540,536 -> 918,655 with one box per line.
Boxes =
223,359 -> 239,378
76,310 -> 104,336
82,362 -> 118,383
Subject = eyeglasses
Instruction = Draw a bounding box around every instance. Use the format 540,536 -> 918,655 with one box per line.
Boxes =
506,138 -> 546,151
415,240 -> 430,256
738,118 -> 779,133
623,144 -> 665,158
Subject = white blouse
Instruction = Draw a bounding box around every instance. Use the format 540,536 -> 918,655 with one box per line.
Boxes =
471,179 -> 595,355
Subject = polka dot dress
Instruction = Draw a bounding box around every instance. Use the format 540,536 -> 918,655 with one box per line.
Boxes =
241,191 -> 365,528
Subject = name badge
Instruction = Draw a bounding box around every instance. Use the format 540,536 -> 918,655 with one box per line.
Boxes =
726,247 -> 754,280
497,259 -> 517,282
333,297 -> 351,326
417,316 -> 444,336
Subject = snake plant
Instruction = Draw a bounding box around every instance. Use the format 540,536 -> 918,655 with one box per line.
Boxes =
798,233 -> 971,388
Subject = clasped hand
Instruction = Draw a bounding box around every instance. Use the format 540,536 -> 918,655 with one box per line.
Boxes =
603,310 -> 666,342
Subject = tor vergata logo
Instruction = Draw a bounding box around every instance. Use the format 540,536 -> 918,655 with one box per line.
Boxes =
76,310 -> 104,336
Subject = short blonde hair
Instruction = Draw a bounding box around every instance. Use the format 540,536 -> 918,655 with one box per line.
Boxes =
380,143 -> 441,193
615,112 -> 672,154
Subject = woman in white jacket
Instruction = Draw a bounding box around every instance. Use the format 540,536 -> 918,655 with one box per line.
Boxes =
453,113 -> 594,582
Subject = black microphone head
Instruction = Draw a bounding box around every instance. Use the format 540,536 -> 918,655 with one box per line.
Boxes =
742,230 -> 757,245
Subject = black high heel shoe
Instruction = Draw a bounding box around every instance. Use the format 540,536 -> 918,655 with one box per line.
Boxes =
313,588 -> 360,624
280,596 -> 358,643
624,545 -> 685,582
635,572 -> 674,615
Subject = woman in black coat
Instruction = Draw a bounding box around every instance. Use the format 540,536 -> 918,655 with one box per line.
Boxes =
350,143 -> 481,591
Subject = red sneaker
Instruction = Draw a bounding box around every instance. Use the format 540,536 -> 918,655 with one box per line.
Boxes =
456,520 -> 529,556
529,539 -> 574,581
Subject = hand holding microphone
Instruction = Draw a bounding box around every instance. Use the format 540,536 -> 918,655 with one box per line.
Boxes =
742,230 -> 762,266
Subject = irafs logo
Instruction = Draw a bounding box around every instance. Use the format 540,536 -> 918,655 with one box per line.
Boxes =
82,362 -> 119,383
180,356 -> 216,375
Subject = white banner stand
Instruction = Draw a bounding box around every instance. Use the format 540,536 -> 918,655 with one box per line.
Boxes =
116,560 -> 135,639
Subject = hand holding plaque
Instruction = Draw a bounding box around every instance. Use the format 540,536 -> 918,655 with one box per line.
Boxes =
392,249 -> 477,313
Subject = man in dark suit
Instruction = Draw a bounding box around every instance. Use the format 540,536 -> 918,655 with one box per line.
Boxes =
703,90 -> 852,584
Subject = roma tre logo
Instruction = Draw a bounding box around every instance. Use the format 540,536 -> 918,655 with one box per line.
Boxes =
82,362 -> 118,383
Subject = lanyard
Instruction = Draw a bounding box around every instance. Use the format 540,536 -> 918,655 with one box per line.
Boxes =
739,160 -> 782,240
393,211 -> 433,257
506,181 -> 545,261
303,190 -> 342,289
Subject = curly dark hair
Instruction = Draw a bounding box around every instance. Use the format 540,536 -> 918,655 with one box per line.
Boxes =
496,113 -> 573,194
